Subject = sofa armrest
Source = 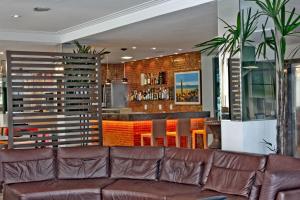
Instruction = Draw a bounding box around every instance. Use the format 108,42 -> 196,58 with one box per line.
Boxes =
276,189 -> 300,200
259,170 -> 300,200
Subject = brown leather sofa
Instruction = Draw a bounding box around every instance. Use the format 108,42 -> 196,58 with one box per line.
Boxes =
0,146 -> 299,200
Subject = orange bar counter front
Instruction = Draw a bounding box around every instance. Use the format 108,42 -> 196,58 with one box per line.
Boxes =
101,112 -> 210,147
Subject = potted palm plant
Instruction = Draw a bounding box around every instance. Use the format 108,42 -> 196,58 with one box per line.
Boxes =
196,0 -> 300,155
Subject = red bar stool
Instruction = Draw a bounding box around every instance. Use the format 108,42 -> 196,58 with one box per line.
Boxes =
191,118 -> 207,149
140,119 -> 167,146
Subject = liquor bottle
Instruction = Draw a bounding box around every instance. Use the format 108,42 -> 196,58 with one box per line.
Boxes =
148,73 -> 151,85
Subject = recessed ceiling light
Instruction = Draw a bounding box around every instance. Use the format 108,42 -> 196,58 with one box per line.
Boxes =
12,14 -> 21,18
151,47 -> 156,50
132,46 -> 137,50
178,49 -> 183,51
146,57 -> 150,59
159,55 -> 163,57
0,52 -> 4,55
174,52 -> 178,55
121,56 -> 133,60
34,7 -> 51,12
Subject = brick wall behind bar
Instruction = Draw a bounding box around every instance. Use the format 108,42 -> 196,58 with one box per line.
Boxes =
125,51 -> 202,113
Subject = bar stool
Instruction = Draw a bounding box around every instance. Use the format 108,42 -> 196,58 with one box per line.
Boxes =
166,118 -> 192,148
191,118 -> 207,149
140,119 -> 167,146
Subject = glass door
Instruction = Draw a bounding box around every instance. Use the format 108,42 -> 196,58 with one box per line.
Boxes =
291,64 -> 300,157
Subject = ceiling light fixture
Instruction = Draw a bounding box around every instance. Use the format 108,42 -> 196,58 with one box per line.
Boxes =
121,48 -> 133,60
34,7 -> 51,12
0,52 -> 4,55
122,63 -> 128,84
105,55 -> 111,85
12,14 -> 21,18
121,56 -> 133,60
151,47 -> 156,50
174,52 -> 178,55
178,49 -> 183,51
132,46 -> 137,50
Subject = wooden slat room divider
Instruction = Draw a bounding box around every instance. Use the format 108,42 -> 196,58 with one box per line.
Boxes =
6,51 -> 102,148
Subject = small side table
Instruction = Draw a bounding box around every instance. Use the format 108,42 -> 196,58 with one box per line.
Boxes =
205,119 -> 221,149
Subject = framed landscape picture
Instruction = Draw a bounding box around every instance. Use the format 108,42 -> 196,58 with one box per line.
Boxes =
174,70 -> 201,105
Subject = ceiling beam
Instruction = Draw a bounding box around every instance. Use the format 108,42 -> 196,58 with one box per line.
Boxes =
59,0 -> 214,43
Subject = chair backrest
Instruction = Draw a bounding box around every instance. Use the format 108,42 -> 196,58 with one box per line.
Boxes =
177,118 -> 191,136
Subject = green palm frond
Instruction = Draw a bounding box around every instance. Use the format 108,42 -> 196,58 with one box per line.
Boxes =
73,40 -> 111,59
195,8 -> 259,57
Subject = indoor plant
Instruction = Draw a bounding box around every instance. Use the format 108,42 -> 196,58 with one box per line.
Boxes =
196,0 -> 300,155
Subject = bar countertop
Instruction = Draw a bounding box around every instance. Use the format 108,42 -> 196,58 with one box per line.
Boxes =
102,111 -> 210,121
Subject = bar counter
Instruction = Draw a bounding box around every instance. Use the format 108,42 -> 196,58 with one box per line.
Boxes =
101,111 -> 210,147
102,111 -> 210,121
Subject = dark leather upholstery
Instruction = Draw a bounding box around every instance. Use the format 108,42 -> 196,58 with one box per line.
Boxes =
57,146 -> 109,179
276,189 -> 300,200
168,190 -> 248,200
160,147 -> 212,185
1,146 -> 300,200
0,148 -> 55,184
260,154 -> 300,200
110,146 -> 164,180
102,179 -> 201,200
204,166 -> 256,197
204,150 -> 267,198
266,154 -> 300,171
259,171 -> 300,200
4,178 -> 115,200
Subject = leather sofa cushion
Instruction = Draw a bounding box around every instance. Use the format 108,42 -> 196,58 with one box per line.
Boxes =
110,157 -> 159,180
163,147 -> 213,185
0,148 -> 55,184
277,189 -> 300,200
259,170 -> 300,200
57,146 -> 109,179
3,178 -> 115,200
102,179 -> 201,200
204,167 -> 255,197
110,146 -> 164,180
167,190 -> 247,200
160,158 -> 203,185
204,150 -> 267,198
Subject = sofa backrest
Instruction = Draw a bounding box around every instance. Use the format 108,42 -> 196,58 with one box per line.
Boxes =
259,155 -> 300,200
159,147 -> 212,185
0,148 -> 55,184
110,146 -> 164,180
57,146 -> 109,179
266,154 -> 300,171
203,150 -> 267,199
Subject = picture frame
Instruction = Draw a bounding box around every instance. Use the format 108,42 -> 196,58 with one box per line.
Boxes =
174,70 -> 201,105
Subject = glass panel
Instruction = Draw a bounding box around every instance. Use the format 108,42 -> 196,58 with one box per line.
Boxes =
240,0 -> 276,121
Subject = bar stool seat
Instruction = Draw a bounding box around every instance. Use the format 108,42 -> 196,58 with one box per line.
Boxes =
191,118 -> 207,149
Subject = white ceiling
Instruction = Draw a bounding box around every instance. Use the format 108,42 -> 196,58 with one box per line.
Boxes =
0,0 -> 150,32
68,1 -> 218,63
0,0 -> 215,43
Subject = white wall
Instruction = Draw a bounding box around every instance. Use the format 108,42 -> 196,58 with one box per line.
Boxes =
222,120 -> 277,154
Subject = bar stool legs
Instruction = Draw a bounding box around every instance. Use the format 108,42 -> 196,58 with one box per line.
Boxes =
192,129 -> 207,149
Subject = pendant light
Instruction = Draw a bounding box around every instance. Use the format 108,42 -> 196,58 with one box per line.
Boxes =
105,54 -> 111,85
122,62 -> 128,84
